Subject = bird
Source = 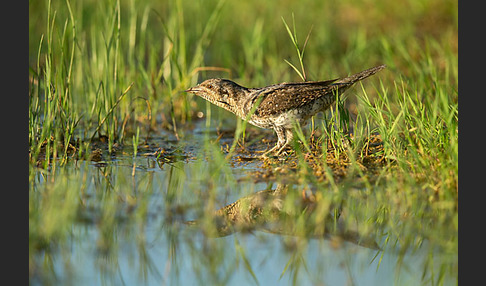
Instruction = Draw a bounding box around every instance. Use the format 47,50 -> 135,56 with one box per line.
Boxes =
186,64 -> 386,156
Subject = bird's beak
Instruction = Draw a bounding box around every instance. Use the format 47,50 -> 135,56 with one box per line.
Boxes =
185,86 -> 200,93
185,86 -> 204,94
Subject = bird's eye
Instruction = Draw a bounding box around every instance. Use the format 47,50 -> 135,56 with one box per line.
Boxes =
207,84 -> 213,89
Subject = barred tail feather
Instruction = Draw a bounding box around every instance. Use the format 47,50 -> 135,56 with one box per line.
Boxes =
336,64 -> 386,84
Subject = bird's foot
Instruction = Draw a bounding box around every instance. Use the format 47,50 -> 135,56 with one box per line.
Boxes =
260,143 -> 291,158
260,146 -> 279,158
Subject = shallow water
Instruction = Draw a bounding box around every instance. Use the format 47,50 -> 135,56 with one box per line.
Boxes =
35,224 -> 448,285
29,121 -> 457,285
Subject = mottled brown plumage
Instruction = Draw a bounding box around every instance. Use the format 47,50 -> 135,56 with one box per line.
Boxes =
186,64 -> 385,156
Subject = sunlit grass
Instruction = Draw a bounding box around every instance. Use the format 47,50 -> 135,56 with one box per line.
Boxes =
29,0 -> 457,284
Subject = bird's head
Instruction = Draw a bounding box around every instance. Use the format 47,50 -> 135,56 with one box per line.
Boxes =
185,78 -> 246,115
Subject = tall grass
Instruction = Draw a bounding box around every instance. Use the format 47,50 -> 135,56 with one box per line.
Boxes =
29,0 -> 457,162
29,0 -> 229,163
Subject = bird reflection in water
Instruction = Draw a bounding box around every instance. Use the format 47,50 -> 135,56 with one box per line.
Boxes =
186,183 -> 380,250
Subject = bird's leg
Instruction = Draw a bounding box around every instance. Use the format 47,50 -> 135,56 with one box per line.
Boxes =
261,126 -> 286,157
275,129 -> 294,155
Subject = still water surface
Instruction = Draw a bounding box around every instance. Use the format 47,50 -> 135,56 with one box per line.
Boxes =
30,123 -> 457,285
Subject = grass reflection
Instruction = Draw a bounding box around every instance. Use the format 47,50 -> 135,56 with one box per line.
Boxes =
30,147 -> 456,285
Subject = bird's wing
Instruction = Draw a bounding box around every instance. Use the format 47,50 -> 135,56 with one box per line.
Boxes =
253,79 -> 347,116
250,65 -> 386,117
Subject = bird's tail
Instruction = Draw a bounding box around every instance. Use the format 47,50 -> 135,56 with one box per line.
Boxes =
335,64 -> 386,84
